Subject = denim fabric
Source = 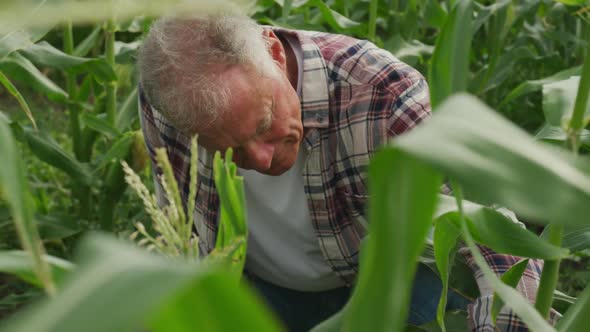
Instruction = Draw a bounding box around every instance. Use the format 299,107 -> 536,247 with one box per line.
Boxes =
244,264 -> 471,332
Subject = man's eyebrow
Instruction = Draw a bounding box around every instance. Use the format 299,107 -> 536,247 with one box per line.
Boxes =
255,98 -> 274,135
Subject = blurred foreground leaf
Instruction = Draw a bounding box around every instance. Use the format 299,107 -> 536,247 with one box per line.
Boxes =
343,149 -> 441,332
491,258 -> 529,324
433,214 -> 461,332
0,234 -> 281,332
0,116 -> 54,294
0,0 -> 51,60
0,0 -> 256,33
0,251 -> 73,288
148,268 -> 282,331
407,311 -> 468,332
556,284 -> 590,332
393,93 -> 590,226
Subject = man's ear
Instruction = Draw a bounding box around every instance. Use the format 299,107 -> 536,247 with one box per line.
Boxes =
262,29 -> 287,71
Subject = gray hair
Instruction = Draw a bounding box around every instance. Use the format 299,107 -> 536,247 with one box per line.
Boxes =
138,14 -> 279,133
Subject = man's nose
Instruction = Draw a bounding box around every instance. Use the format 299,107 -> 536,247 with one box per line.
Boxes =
244,141 -> 274,171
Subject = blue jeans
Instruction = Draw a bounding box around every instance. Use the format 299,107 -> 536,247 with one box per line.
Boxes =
244,264 -> 471,331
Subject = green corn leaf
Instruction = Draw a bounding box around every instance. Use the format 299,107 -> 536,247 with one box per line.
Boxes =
114,40 -> 140,64
0,1 -> 257,34
501,66 -> 582,107
311,0 -> 362,31
92,132 -> 135,174
36,213 -> 83,241
0,250 -> 74,288
451,184 -> 555,332
554,0 -> 586,5
20,41 -> 116,82
0,52 -> 67,103
147,270 -> 282,332
393,93 -> 590,226
0,70 -> 37,129
22,127 -> 93,186
491,258 -> 529,324
185,137 -> 199,249
535,124 -> 590,149
541,224 -> 590,252
0,233 -> 280,332
428,0 -> 472,108
0,117 -> 55,295
0,26 -> 50,60
117,16 -> 154,33
116,87 -> 138,132
98,160 -> 132,232
310,305 -> 346,332
436,195 -> 568,259
554,289 -> 577,305
81,113 -> 120,139
423,0 -> 448,29
462,208 -> 568,259
409,311 -> 468,332
74,74 -> 94,103
212,149 -> 248,274
73,25 -> 102,57
477,46 -> 537,94
422,241 -> 480,301
384,36 -> 434,67
472,0 -> 511,36
0,0 -> 51,61
445,258 -> 480,301
214,149 -> 247,239
542,76 -> 590,127
556,284 -> 590,332
433,214 -> 462,332
343,148 -> 442,332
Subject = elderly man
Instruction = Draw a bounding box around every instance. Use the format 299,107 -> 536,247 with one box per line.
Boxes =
137,14 -> 554,331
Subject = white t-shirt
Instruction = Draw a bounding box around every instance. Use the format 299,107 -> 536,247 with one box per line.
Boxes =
240,149 -> 345,291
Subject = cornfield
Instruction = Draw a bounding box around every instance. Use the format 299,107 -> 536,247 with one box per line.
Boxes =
1,0 -> 590,331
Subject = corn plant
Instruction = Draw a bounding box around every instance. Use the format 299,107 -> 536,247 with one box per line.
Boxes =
1,0 -> 590,331
0,8 -> 137,236
123,138 -> 201,260
122,136 -> 248,273
0,112 -> 279,331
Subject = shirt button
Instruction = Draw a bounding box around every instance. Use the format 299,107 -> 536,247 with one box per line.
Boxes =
316,114 -> 324,123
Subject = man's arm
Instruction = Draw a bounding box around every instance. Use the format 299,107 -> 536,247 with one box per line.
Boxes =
383,75 -> 560,331
460,245 -> 561,331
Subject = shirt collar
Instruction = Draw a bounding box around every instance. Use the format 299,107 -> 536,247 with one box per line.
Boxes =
272,27 -> 330,129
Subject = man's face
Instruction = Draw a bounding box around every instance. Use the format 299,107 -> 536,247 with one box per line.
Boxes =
197,65 -> 303,176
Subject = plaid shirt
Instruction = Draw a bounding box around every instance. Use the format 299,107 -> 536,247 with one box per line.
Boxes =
139,27 -> 558,331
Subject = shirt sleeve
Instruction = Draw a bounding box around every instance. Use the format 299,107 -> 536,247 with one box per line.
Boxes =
385,77 -> 431,138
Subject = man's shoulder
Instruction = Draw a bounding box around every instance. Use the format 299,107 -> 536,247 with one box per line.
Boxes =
298,30 -> 424,93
